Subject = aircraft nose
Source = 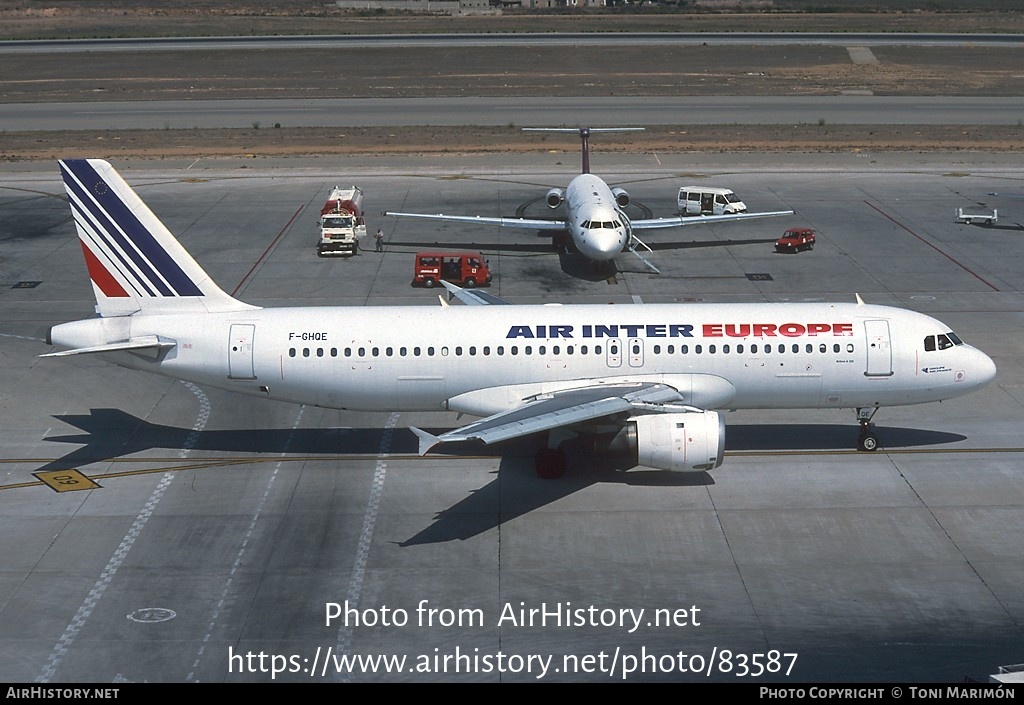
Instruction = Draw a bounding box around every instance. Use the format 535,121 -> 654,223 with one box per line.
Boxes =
976,348 -> 997,387
581,229 -> 623,261
960,347 -> 997,391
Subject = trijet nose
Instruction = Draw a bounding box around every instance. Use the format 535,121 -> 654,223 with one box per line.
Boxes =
581,229 -> 622,261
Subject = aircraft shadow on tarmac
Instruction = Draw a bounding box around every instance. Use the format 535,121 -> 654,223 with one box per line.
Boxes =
43,409 -> 965,544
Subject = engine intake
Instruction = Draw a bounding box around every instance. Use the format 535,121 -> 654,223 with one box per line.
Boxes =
611,187 -> 630,208
618,411 -> 725,472
545,188 -> 564,208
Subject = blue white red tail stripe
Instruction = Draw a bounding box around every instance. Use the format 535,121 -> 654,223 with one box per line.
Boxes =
60,159 -> 203,298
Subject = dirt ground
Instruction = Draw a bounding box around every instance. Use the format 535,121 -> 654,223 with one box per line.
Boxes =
4,124 -> 1023,163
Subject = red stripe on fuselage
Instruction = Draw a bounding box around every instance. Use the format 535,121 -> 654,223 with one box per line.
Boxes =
80,241 -> 129,297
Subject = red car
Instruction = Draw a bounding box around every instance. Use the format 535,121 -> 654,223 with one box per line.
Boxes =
775,227 -> 815,253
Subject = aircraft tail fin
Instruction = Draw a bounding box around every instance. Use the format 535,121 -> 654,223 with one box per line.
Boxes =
522,127 -> 644,175
59,159 -> 255,317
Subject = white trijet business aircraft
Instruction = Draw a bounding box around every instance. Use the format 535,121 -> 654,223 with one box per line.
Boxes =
384,127 -> 794,273
44,159 -> 996,478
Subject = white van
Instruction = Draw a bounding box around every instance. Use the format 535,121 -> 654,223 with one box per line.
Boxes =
677,186 -> 747,216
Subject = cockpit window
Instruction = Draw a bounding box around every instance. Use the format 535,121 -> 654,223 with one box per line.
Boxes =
925,332 -> 964,352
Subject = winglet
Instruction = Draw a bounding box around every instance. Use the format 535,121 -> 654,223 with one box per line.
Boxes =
409,427 -> 441,456
855,293 -> 865,305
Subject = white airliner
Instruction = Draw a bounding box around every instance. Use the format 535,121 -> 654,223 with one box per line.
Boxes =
44,159 -> 996,478
384,127 -> 794,273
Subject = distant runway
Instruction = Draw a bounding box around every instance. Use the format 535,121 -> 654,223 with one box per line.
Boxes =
6,96 -> 1024,132
3,32 -> 1024,53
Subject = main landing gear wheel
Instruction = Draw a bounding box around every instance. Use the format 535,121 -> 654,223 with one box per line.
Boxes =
855,407 -> 880,452
534,447 -> 567,479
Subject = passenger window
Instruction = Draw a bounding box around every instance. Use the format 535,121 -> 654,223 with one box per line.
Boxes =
386,347 -> 393,357
723,344 -> 730,354
847,344 -> 854,353
819,343 -> 826,353
303,348 -> 310,358
695,344 -> 703,354
653,345 -> 661,354
806,344 -> 813,353
289,348 -> 296,357
316,348 -> 324,357
681,345 -> 688,354
709,345 -> 716,354
737,344 -> 744,354
833,344 -> 840,353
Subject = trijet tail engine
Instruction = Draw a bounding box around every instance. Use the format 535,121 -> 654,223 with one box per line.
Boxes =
611,187 -> 630,208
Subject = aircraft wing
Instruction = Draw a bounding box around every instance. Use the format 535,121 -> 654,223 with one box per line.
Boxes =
383,211 -> 567,231
631,210 -> 794,230
409,381 -> 691,455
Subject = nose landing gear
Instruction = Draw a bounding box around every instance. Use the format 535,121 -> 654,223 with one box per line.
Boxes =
856,407 -> 880,452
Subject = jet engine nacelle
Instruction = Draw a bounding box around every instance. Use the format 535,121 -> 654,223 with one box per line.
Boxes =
617,411 -> 725,472
545,188 -> 565,208
611,187 -> 630,208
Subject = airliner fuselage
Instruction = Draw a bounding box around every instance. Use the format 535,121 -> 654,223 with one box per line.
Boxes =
50,301 -> 995,417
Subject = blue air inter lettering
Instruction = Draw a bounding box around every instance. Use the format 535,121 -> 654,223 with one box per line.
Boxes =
505,322 -> 853,339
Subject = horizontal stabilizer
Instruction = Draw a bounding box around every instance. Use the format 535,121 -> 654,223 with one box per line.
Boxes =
40,335 -> 175,358
440,280 -> 511,306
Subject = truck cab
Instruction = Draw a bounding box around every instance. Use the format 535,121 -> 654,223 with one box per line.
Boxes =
677,186 -> 747,216
413,251 -> 492,288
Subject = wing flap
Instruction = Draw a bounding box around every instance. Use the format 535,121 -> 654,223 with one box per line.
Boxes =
384,211 -> 566,231
411,382 -> 687,455
631,210 -> 794,230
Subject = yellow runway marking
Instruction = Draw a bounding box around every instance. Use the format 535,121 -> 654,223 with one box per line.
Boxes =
34,469 -> 101,492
